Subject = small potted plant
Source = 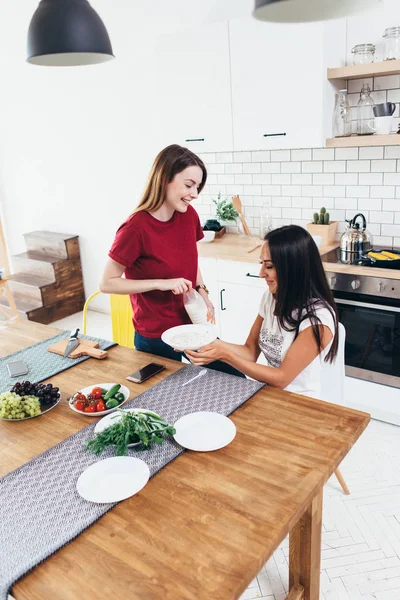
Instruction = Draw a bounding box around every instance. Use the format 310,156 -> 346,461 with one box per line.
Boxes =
203,193 -> 239,238
306,206 -> 338,246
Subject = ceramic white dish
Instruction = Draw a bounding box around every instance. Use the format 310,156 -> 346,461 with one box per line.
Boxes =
68,382 -> 130,417
198,231 -> 215,243
173,411 -> 236,451
94,408 -> 161,447
76,456 -> 150,503
0,393 -> 62,421
161,323 -> 217,351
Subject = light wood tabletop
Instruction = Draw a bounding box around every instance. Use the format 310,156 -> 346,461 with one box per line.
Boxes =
1,321 -> 370,600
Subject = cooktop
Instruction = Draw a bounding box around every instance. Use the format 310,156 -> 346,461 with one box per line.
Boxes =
321,247 -> 400,269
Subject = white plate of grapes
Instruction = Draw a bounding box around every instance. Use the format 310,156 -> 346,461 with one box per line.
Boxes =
0,380 -> 62,421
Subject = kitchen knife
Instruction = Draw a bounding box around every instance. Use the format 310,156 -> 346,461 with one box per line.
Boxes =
63,328 -> 80,358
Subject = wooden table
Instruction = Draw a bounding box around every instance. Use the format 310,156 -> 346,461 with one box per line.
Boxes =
1,321 -> 370,600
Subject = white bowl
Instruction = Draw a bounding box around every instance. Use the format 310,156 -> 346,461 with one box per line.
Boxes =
161,323 -> 218,351
199,231 -> 215,243
312,235 -> 322,249
68,382 -> 130,417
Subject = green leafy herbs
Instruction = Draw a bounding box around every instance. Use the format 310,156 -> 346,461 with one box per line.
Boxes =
85,410 -> 176,456
212,192 -> 239,222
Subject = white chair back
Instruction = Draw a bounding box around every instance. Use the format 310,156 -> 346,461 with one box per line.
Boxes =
320,322 -> 346,406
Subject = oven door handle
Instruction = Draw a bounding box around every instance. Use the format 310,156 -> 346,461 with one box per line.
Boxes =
335,298 -> 400,313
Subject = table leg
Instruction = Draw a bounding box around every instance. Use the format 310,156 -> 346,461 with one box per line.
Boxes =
288,488 -> 323,600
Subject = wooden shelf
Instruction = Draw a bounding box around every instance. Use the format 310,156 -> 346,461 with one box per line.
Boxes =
327,59 -> 400,81
326,134 -> 400,148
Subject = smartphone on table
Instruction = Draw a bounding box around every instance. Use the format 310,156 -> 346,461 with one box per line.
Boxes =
7,360 -> 29,378
126,363 -> 165,384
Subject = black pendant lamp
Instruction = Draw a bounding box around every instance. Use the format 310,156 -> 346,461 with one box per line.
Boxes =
27,0 -> 114,66
253,0 -> 381,23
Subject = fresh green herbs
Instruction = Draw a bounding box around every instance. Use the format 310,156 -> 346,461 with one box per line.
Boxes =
85,410 -> 176,456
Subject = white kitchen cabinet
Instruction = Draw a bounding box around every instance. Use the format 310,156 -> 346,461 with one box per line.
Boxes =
151,21 -> 233,153
229,17 -> 346,150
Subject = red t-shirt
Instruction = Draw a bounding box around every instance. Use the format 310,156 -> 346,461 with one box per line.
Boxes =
108,205 -> 204,338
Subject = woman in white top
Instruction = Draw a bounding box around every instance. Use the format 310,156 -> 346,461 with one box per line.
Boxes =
185,225 -> 339,398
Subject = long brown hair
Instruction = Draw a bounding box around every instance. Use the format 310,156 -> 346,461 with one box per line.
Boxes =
134,144 -> 207,214
265,225 -> 339,363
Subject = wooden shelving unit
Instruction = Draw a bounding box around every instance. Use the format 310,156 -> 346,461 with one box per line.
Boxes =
327,59 -> 400,81
326,134 -> 400,148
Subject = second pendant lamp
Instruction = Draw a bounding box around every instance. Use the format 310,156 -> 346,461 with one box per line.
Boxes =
27,0 -> 114,66
253,0 -> 382,23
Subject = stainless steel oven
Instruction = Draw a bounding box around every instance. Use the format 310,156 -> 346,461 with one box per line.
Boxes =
321,249 -> 400,389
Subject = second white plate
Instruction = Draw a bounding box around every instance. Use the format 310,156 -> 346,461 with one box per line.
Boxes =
173,411 -> 236,452
76,456 -> 150,503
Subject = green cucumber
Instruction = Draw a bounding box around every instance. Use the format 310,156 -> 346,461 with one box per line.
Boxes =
104,384 -> 121,401
105,398 -> 119,409
114,392 -> 125,403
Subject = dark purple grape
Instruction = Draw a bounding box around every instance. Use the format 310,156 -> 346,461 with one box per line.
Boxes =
53,387 -> 59,393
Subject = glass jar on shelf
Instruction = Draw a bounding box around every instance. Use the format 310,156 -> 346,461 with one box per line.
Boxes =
259,199 -> 274,240
332,89 -> 352,138
351,43 -> 375,65
357,84 -> 375,136
383,27 -> 400,60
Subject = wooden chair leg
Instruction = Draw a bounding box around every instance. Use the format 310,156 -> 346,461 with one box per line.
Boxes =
334,468 -> 350,495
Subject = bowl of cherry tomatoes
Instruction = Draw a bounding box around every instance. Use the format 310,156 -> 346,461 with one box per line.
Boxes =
68,383 -> 130,417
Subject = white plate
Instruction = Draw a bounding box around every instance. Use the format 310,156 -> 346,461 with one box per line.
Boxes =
0,393 -> 62,421
94,408 -> 161,447
173,411 -> 236,451
68,382 -> 130,417
76,456 -> 150,503
161,323 -> 217,351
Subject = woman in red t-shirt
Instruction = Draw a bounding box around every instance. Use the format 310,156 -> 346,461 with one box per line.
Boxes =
101,144 -> 243,377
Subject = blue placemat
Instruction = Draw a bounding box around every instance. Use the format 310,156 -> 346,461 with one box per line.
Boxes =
0,331 -> 117,390
0,366 -> 264,600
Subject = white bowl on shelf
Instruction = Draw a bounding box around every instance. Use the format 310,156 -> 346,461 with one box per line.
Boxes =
199,231 -> 215,243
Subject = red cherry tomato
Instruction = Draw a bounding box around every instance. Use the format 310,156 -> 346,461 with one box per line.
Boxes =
96,400 -> 106,412
74,399 -> 86,411
91,387 -> 103,397
84,404 -> 97,413
75,393 -> 87,403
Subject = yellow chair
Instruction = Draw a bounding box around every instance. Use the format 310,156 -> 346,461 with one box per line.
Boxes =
82,291 -> 134,348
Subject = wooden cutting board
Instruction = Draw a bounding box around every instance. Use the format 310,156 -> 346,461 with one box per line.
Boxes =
48,338 -> 108,360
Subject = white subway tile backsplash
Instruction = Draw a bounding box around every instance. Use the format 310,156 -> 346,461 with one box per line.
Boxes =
348,78 -> 373,94
272,174 -> 291,184
324,161 -> 346,173
262,163 -> 281,173
370,211 -> 393,223
385,147 -> 400,159
253,174 -> 272,185
262,185 -> 282,196
395,237 -> 400,246
291,149 -> 312,161
281,162 -> 301,174
382,224 -> 400,236
384,172 -> 400,185
387,89 -> 400,103
375,235 -> 395,245
302,185 -> 323,197
251,151 -> 271,162
313,149 -> 334,161
233,152 -> 252,163
370,186 -> 395,198
234,174 -> 252,185
335,173 -> 358,185
313,174 -> 335,185
216,152 -> 233,163
225,163 -> 243,174
359,147 -> 384,160
292,174 -> 312,185
374,74 -> 400,90
302,161 -> 323,173
371,159 -> 397,172
243,163 -> 261,174
335,148 -> 359,160
346,160 -> 371,173
243,185 -> 262,195
358,173 -> 383,185
271,150 -> 290,162
204,144 -> 400,246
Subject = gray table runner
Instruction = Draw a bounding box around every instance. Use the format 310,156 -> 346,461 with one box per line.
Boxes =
0,331 -> 117,390
0,366 -> 263,600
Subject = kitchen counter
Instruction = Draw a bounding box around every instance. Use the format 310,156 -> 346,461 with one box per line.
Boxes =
198,233 -> 400,280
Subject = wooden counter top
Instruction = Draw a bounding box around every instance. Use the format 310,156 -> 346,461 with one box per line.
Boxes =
198,234 -> 400,280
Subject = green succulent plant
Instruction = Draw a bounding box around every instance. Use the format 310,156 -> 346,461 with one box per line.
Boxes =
212,192 -> 239,223
313,206 -> 330,225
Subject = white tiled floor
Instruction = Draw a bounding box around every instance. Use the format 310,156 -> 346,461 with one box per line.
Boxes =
42,312 -> 400,598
